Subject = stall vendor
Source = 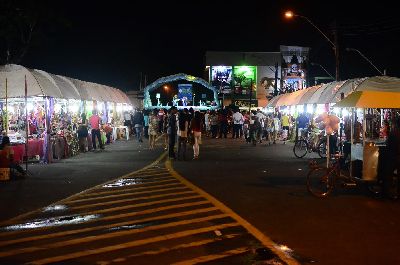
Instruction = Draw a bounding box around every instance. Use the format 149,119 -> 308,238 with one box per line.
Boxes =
0,136 -> 26,178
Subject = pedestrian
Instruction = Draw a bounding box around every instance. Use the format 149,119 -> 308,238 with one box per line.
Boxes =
177,111 -> 189,160
382,117 -> 400,199
143,110 -> 150,139
77,122 -> 89,152
123,111 -> 132,136
148,109 -> 159,150
89,110 -> 104,150
132,109 -> 145,143
191,111 -> 202,159
167,106 -> 178,159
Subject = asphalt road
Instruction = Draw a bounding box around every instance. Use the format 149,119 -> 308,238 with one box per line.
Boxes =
0,136 -> 399,265
172,137 -> 400,265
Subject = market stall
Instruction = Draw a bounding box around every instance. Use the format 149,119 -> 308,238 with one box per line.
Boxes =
0,64 -> 132,165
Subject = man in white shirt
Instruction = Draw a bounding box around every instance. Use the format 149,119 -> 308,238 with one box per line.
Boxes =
232,109 -> 244,139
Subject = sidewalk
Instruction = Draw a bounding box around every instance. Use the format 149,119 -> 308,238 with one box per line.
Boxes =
0,138 -> 164,223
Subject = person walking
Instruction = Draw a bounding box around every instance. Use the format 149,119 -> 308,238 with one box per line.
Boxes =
191,111 -> 202,159
89,110 -> 104,150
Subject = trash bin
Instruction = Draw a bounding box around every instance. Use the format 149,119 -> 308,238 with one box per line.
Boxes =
363,143 -> 379,181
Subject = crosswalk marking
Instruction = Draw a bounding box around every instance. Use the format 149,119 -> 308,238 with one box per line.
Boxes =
96,233 -> 242,265
0,152 -> 299,265
68,190 -> 196,210
28,223 -> 240,265
68,186 -> 190,203
171,247 -> 250,265
0,207 -> 220,248
72,195 -> 203,214
0,200 -> 212,237
76,180 -> 182,198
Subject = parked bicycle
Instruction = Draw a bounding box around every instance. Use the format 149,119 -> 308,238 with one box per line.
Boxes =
306,154 -> 383,198
293,129 -> 327,158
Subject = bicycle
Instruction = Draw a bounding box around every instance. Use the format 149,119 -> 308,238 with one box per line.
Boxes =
306,154 -> 383,198
293,130 -> 327,158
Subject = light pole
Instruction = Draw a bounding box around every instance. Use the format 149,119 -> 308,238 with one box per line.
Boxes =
346,48 -> 385,75
285,11 -> 339,81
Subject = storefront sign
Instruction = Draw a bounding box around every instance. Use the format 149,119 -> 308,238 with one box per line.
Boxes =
234,99 -> 258,108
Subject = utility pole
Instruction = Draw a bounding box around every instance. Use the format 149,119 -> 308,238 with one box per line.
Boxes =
249,79 -> 253,113
139,72 -> 142,90
274,62 -> 279,96
333,21 -> 340,81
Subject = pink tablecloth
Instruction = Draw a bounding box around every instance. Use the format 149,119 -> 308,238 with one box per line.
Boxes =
11,139 -> 45,163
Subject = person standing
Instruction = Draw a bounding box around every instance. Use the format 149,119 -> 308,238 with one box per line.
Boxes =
281,113 -> 290,144
177,111 -> 189,160
143,110 -> 149,139
89,110 -> 104,150
232,109 -> 244,139
204,110 -> 210,137
132,110 -> 144,143
191,111 -> 202,159
123,111 -> 132,136
148,109 -> 159,150
167,106 -> 178,159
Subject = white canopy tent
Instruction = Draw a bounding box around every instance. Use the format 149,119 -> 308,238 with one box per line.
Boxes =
0,64 -> 131,104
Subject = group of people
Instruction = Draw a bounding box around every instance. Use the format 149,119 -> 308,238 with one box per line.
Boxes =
142,107 -> 202,160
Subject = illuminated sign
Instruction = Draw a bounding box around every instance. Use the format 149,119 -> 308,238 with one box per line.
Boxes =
211,66 -> 233,93
233,66 -> 256,96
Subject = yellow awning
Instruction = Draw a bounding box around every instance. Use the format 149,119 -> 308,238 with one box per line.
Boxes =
334,91 -> 400,108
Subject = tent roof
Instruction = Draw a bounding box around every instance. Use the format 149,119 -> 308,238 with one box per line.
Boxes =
0,64 -> 130,103
334,91 -> 400,108
356,76 -> 400,92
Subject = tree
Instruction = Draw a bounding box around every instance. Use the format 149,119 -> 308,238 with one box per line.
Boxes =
0,0 -> 68,65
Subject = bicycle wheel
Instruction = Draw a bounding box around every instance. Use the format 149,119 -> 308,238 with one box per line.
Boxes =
317,140 -> 327,158
307,166 -> 335,197
293,140 -> 308,158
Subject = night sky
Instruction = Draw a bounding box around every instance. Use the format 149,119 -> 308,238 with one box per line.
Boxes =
8,1 -> 399,92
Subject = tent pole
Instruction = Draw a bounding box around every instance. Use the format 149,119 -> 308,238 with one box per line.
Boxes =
362,108 -> 366,146
350,108 -> 354,179
5,78 -> 8,135
25,75 -> 29,172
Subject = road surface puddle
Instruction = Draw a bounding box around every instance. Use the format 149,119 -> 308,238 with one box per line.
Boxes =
43,204 -> 68,212
275,244 -> 316,263
103,178 -> 144,188
2,214 -> 100,231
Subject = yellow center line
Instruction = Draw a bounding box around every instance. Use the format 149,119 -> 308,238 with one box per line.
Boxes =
165,159 -> 301,265
68,186 -> 190,203
68,190 -> 196,210
3,215 -> 235,259
0,207 -> 221,248
27,223 -> 240,265
171,247 -> 250,265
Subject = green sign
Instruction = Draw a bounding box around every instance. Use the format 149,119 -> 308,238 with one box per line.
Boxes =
233,66 -> 257,97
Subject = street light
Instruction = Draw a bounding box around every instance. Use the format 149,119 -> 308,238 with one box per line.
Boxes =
346,48 -> 385,76
284,10 -> 339,81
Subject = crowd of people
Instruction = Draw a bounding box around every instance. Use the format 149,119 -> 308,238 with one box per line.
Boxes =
123,107 -> 308,160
